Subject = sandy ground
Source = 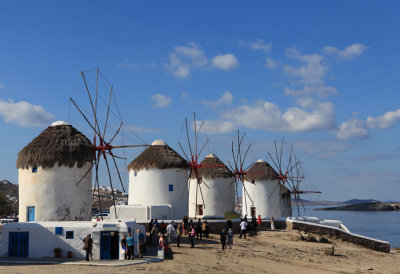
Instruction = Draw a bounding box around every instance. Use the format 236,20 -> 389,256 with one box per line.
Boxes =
1,229 -> 400,274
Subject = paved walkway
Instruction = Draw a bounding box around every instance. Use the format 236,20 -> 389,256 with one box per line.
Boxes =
0,256 -> 162,266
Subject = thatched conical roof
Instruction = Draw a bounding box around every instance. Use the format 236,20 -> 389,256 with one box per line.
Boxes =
192,153 -> 233,179
127,139 -> 189,171
243,159 -> 279,181
16,121 -> 93,169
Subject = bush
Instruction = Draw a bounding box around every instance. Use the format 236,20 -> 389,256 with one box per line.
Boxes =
224,211 -> 241,220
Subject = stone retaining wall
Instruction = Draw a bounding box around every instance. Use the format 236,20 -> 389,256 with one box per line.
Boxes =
287,220 -> 390,253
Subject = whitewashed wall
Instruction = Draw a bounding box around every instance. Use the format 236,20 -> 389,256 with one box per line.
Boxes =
242,179 -> 283,218
0,221 -> 145,260
188,177 -> 235,218
128,168 -> 188,220
19,162 -> 92,222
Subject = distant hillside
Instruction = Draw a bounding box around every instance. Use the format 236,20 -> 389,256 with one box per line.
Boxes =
0,179 -> 19,213
342,199 -> 380,205
316,201 -> 400,211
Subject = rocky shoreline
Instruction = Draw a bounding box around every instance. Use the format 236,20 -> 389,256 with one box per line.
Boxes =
316,201 -> 400,211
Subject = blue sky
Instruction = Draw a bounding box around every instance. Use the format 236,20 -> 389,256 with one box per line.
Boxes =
1,1 -> 399,201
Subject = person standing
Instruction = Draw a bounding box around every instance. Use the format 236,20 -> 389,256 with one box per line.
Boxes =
151,224 -> 159,246
196,219 -> 202,240
271,216 -> 275,230
83,234 -> 93,261
226,218 -> 232,230
121,234 -> 127,259
220,229 -> 227,249
189,225 -> 195,248
239,219 -> 248,239
166,222 -> 175,244
202,221 -> 209,238
137,229 -> 145,258
176,224 -> 182,247
126,233 -> 134,260
252,216 -> 257,233
258,214 -> 262,229
227,228 -> 234,249
148,219 -> 154,240
183,216 -> 188,235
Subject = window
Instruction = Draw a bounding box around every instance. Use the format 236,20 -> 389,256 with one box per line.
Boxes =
134,171 -> 137,176
55,227 -> 63,235
32,167 -> 37,173
168,184 -> 173,191
66,231 -> 74,239
197,205 -> 203,216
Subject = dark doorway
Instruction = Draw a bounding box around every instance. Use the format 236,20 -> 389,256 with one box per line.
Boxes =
250,206 -> 256,218
100,231 -> 119,260
8,232 -> 29,257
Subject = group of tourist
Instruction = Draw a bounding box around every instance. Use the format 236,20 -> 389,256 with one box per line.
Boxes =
120,229 -> 146,260
83,215 -> 277,261
148,217 -> 211,250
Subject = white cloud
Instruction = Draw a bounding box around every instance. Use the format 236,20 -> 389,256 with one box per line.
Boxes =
151,94 -> 172,108
196,120 -> 235,134
0,99 -> 55,127
165,42 -> 207,79
221,99 -> 336,133
240,39 -> 271,53
280,48 -> 339,98
211,54 -> 239,71
265,57 -> 278,68
366,109 -> 400,129
283,48 -> 327,86
336,117 -> 369,140
323,43 -> 368,60
201,91 -> 233,107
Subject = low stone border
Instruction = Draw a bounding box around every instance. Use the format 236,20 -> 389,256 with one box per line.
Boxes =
286,220 -> 390,253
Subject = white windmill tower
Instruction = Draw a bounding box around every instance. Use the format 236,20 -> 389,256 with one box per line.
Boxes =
17,121 -> 93,222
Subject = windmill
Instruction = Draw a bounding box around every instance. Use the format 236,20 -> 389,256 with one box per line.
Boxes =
267,138 -> 320,216
178,113 -> 226,219
69,69 -> 148,218
227,131 -> 257,216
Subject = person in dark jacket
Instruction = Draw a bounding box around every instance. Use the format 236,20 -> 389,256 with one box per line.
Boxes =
83,234 -> 93,261
196,219 -> 202,240
220,229 -> 227,249
226,218 -> 232,230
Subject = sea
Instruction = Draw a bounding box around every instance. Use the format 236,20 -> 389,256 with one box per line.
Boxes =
298,205 -> 400,248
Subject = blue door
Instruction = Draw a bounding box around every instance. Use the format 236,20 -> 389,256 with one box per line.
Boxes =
8,232 -> 29,257
100,231 -> 111,260
27,206 -> 35,222
100,231 -> 119,260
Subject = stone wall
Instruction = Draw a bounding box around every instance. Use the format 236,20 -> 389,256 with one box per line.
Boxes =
287,220 -> 390,253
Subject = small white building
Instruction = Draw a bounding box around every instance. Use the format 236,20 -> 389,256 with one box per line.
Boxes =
242,159 -> 288,218
109,139 -> 190,221
188,153 -> 235,219
0,221 -> 145,259
16,121 -> 93,222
